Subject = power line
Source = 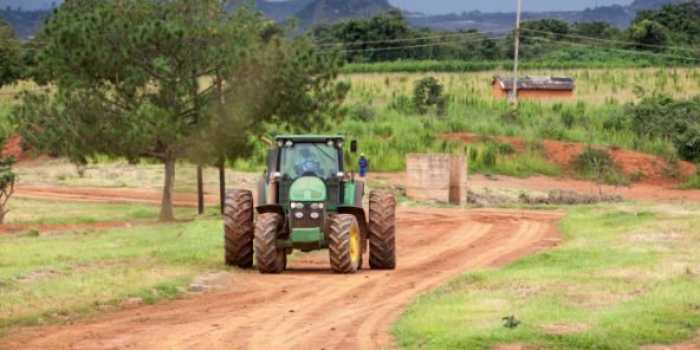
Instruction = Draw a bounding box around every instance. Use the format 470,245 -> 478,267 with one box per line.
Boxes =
521,28 -> 700,54
316,31 -> 497,48
526,36 -> 700,62
319,35 -> 507,55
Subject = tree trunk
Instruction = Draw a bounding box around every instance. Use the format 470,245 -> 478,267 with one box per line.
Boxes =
160,158 -> 176,222
197,165 -> 204,215
219,160 -> 226,215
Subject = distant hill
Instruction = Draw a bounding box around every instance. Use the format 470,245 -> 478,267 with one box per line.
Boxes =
408,0 -> 685,33
0,0 -> 687,39
628,0 -> 687,10
0,8 -> 49,39
225,0 -> 395,28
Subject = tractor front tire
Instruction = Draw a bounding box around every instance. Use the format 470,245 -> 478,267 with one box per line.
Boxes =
254,213 -> 286,274
223,190 -> 254,268
328,214 -> 362,274
369,191 -> 397,270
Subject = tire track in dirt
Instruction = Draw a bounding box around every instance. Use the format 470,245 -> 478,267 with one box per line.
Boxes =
0,208 -> 563,350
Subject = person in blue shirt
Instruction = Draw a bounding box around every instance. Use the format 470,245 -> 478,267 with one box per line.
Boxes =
359,153 -> 369,178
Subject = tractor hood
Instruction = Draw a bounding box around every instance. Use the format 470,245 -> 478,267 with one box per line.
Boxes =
289,177 -> 327,202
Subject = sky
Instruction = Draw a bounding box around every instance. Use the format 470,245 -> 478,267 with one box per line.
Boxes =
1,0 -> 635,13
388,0 -> 634,14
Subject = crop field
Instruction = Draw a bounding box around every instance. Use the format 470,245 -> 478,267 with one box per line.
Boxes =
343,67 -> 700,106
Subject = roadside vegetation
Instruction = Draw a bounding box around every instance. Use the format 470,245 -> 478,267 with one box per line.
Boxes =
395,202 -> 700,349
0,214 -> 223,335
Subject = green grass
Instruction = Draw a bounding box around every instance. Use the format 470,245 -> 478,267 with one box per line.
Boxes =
679,173 -> 700,189
395,203 -> 700,349
5,198 -> 196,225
15,159 -> 260,193
0,216 -> 226,335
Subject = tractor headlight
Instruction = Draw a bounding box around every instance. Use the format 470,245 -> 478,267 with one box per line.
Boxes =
310,203 -> 324,210
294,212 -> 304,219
290,202 -> 304,209
310,212 -> 320,220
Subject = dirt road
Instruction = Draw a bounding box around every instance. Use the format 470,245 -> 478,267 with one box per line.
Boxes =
1,208 -> 562,350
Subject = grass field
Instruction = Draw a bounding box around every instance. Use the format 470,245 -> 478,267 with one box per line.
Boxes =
14,159 -> 258,194
0,202 -> 224,335
6,198 -> 195,225
343,68 -> 700,106
395,202 -> 700,349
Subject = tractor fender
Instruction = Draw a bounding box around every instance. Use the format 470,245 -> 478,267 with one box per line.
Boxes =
256,204 -> 284,216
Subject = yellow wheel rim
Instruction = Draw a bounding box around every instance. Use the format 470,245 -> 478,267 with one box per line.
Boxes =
349,224 -> 360,265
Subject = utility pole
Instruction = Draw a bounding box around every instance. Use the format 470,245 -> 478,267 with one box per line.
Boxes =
511,0 -> 523,106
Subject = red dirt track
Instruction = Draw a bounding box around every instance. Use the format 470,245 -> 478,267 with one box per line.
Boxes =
1,208 -> 563,350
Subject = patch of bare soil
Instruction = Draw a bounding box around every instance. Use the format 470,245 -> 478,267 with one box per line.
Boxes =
0,208 -> 563,350
468,174 -> 700,203
442,133 -> 697,186
541,323 -> 589,335
642,331 -> 700,350
2,135 -> 27,161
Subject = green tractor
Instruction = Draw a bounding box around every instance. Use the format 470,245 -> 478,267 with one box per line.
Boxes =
223,135 -> 396,274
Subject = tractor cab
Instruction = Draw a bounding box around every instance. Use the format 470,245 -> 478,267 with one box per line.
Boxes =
269,135 -> 348,211
224,134 -> 396,274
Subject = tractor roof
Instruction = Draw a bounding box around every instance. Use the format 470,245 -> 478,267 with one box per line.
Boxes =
275,135 -> 344,143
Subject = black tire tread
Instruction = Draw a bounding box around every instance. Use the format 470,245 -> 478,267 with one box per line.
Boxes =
368,190 -> 397,270
254,213 -> 285,274
223,190 -> 254,268
328,214 -> 360,274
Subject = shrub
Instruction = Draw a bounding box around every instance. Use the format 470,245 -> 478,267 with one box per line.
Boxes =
347,104 -> 376,122
560,109 -> 576,129
573,147 -> 629,185
673,119 -> 700,162
388,94 -> 414,115
413,77 -> 447,115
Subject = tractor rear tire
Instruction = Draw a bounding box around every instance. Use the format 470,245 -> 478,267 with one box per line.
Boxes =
369,191 -> 396,270
254,213 -> 286,274
223,190 -> 254,268
328,214 -> 362,274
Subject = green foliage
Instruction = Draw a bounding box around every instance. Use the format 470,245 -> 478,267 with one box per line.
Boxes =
0,18 -> 23,89
12,1 -> 345,220
412,77 -> 447,115
635,2 -> 700,45
13,0 -> 261,220
573,147 -> 629,185
679,172 -> 700,189
625,95 -> 700,162
321,3 -> 698,68
628,19 -> 670,50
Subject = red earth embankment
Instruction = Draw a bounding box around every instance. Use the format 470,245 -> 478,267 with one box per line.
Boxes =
442,132 -> 696,185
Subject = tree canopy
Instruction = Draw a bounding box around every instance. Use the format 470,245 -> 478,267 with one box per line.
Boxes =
14,0 -> 348,221
0,18 -> 23,89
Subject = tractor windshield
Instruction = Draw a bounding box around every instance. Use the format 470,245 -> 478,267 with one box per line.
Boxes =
281,142 -> 340,179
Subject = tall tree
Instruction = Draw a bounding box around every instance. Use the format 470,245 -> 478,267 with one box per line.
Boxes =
13,0 -> 265,221
0,18 -> 23,89
628,19 -> 670,51
187,25 -> 350,184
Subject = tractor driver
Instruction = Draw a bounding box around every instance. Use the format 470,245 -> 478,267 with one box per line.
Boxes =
294,147 -> 323,177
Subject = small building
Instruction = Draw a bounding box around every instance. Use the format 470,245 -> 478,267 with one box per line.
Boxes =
492,76 -> 575,99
